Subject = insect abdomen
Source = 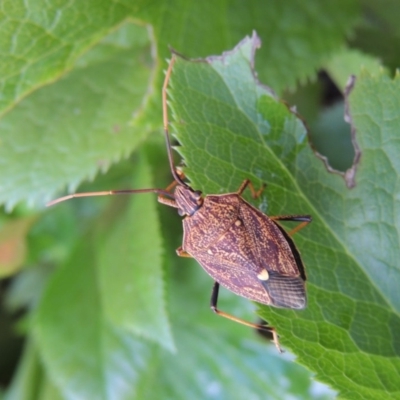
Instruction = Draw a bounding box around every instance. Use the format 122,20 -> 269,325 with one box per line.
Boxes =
181,194 -> 306,308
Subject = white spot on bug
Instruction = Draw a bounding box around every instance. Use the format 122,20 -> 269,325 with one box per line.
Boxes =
235,219 -> 242,226
207,249 -> 213,255
257,269 -> 269,281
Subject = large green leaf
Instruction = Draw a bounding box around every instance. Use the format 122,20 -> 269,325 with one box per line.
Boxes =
350,0 -> 400,72
33,153 -> 173,398
287,70 -> 400,400
97,152 -> 174,350
0,0 -> 131,116
0,23 -> 154,209
166,34 -> 400,399
4,339 -> 64,400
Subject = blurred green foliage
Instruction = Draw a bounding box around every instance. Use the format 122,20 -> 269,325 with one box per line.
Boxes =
1,1 -> 399,399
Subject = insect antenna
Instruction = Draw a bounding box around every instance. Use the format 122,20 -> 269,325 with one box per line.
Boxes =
46,188 -> 175,207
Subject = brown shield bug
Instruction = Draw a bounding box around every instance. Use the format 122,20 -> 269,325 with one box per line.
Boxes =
47,54 -> 312,352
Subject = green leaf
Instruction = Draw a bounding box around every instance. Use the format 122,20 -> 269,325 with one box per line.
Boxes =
0,0 -> 131,117
98,152 -> 174,351
4,339 -> 65,400
33,230 -> 154,400
33,152 -> 173,398
336,70 -> 400,313
285,69 -> 400,400
166,34 -> 400,399
4,339 -> 43,400
0,23 -> 154,209
350,0 -> 400,72
325,47 -> 386,91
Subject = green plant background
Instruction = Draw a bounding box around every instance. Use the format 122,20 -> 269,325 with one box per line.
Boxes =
1,1 -> 399,399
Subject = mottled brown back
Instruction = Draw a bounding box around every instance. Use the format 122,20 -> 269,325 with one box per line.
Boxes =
181,194 -> 306,308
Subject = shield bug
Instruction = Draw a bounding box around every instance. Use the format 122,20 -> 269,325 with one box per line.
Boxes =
48,54 -> 312,352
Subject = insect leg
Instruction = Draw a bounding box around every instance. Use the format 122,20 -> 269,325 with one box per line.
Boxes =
158,196 -> 178,208
236,179 -> 266,199
164,180 -> 179,192
176,247 -> 192,257
270,215 -> 312,236
210,282 -> 282,353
